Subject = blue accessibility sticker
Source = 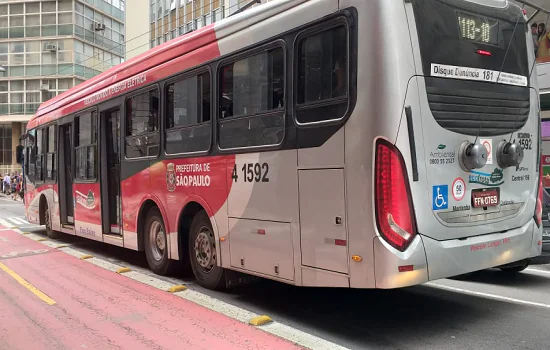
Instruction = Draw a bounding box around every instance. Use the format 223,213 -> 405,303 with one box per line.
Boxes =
432,185 -> 448,211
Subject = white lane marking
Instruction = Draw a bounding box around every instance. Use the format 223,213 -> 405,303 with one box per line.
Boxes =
10,217 -> 28,225
0,217 -> 30,228
0,218 -> 14,228
526,268 -> 550,275
426,282 -> 550,309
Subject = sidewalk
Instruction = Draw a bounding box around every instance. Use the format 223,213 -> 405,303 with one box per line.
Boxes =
0,228 -> 304,350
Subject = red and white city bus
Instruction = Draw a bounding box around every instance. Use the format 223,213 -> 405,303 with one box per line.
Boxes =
23,0 -> 544,290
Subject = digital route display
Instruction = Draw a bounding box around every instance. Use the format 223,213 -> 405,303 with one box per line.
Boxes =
457,12 -> 499,45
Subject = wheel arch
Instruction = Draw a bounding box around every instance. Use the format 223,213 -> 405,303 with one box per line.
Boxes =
136,196 -> 167,251
38,193 -> 48,225
176,196 -> 220,265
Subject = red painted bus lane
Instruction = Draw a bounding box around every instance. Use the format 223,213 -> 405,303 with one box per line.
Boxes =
0,230 -> 303,350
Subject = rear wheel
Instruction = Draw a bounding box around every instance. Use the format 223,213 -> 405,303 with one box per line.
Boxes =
189,210 -> 225,290
44,202 -> 61,239
144,207 -> 176,276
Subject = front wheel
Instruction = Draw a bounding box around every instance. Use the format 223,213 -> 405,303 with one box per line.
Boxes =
144,207 -> 176,276
189,211 -> 226,290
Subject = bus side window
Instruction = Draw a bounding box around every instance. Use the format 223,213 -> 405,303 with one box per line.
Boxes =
125,89 -> 160,158
218,46 -> 285,149
75,111 -> 98,181
45,125 -> 56,181
296,24 -> 349,124
165,71 -> 211,155
35,128 -> 44,182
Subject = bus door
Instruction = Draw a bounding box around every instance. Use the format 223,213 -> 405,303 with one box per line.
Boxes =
100,109 -> 121,235
58,123 -> 74,225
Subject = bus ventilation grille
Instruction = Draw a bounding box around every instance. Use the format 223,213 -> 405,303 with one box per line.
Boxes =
425,77 -> 530,137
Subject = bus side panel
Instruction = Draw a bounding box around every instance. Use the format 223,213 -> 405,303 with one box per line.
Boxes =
341,0 -> 418,288
121,166 -> 149,249
226,151 -> 298,282
73,182 -> 103,241
215,1 -> 340,284
147,156 -> 234,263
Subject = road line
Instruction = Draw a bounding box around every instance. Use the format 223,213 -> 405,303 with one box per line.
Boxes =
0,261 -> 56,305
0,218 -> 13,228
526,268 -> 550,275
426,282 -> 550,309
10,218 -> 28,225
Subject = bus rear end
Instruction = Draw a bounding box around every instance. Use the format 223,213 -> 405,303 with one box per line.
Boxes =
374,0 -> 544,287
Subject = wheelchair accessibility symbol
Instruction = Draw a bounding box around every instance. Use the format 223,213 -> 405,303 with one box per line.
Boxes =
432,185 -> 448,210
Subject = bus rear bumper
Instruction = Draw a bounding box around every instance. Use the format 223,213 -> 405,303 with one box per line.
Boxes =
423,219 -> 540,281
373,219 -> 540,289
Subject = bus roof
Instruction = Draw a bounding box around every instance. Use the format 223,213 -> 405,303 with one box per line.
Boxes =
28,0 -> 309,130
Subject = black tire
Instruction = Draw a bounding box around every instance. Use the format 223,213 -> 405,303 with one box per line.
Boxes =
44,202 -> 61,239
189,210 -> 226,290
499,264 -> 528,273
144,207 -> 176,276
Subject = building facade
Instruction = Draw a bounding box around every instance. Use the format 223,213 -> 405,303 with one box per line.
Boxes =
0,0 -> 125,174
125,0 -> 271,60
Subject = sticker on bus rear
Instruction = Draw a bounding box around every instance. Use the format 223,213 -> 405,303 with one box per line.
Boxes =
431,64 -> 527,87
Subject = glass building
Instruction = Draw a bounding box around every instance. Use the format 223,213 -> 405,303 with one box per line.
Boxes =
0,0 -> 125,174
126,0 -> 271,60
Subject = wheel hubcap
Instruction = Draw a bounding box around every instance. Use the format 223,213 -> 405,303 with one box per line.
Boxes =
194,226 -> 216,273
149,221 -> 165,262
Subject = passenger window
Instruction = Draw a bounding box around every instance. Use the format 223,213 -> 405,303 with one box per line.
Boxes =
218,46 -> 285,149
296,25 -> 349,124
165,71 -> 211,154
45,125 -> 56,181
75,111 -> 97,181
125,89 -> 160,158
35,128 -> 43,182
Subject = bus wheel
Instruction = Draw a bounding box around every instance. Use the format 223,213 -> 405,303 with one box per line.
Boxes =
189,210 -> 225,290
44,203 -> 60,239
144,207 -> 175,276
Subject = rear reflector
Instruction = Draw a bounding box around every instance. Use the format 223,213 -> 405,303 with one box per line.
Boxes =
375,139 -> 418,252
398,265 -> 414,272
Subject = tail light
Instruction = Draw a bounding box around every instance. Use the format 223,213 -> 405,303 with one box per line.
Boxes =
375,139 -> 417,251
535,160 -> 543,227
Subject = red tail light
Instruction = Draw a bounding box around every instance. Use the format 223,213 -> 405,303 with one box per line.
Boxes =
535,161 -> 543,227
375,139 -> 417,251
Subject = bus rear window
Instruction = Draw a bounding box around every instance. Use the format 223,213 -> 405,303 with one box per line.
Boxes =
410,0 -> 529,80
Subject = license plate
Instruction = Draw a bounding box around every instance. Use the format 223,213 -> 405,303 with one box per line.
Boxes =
471,188 -> 500,208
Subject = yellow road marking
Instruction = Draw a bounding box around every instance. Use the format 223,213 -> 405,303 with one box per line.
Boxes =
0,262 -> 56,305
249,315 -> 273,326
167,285 -> 187,293
116,267 -> 131,274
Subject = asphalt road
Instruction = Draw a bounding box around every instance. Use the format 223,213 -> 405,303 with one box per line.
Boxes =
3,196 -> 550,350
